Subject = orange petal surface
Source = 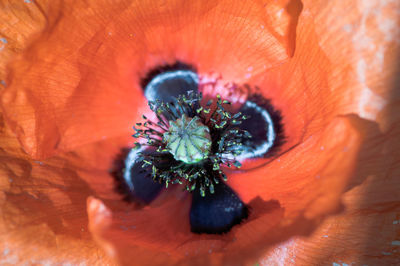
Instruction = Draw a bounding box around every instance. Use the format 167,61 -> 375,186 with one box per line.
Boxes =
1,0 -> 290,159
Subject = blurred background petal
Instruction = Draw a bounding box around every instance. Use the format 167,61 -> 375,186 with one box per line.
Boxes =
260,0 -> 400,265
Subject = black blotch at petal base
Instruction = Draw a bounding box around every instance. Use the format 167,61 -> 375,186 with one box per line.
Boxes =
141,62 -> 198,103
112,148 -> 164,204
236,94 -> 284,159
190,181 -> 248,234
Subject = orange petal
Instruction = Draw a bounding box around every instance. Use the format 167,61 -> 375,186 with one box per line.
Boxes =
1,0 -> 290,159
88,195 -> 285,265
257,0 -> 400,264
0,113 -> 119,264
229,115 -> 362,221
261,109 -> 400,265
0,0 -> 47,79
302,0 -> 399,123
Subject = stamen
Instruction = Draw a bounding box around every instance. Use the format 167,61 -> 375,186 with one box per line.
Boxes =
132,91 -> 251,197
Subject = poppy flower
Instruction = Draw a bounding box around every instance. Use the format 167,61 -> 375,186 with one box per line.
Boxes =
0,0 -> 399,265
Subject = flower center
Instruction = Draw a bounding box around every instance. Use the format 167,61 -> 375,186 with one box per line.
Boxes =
163,115 -> 212,164
132,91 -> 251,197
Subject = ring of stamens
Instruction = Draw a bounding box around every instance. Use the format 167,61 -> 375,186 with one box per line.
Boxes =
133,91 -> 251,197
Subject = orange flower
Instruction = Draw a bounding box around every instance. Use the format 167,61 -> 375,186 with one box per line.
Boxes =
0,0 -> 399,265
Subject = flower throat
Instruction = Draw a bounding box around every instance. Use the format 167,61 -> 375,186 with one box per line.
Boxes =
133,91 -> 251,197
